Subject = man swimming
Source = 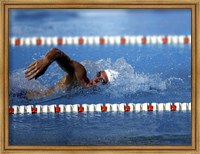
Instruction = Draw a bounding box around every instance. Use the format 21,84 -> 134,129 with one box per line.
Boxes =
25,48 -> 118,98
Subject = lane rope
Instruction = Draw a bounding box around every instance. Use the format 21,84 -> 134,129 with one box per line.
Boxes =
9,102 -> 191,114
10,35 -> 191,46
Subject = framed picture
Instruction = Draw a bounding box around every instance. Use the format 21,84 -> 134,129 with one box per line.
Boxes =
0,0 -> 199,153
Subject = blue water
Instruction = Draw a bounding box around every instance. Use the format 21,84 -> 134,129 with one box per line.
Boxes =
9,9 -> 191,145
9,112 -> 191,145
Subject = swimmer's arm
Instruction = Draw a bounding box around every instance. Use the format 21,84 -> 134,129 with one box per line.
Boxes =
27,76 -> 69,99
73,61 -> 90,86
43,76 -> 68,96
46,49 -> 90,86
25,48 -> 75,80
45,48 -> 75,77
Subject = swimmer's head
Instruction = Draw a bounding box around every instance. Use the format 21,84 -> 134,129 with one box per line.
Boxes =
104,69 -> 119,82
91,69 -> 119,86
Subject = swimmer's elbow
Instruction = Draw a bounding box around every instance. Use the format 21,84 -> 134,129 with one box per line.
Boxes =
45,48 -> 64,63
50,47 -> 59,52
47,48 -> 62,57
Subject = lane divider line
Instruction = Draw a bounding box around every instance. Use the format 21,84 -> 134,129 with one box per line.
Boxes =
9,102 -> 191,114
9,35 -> 191,46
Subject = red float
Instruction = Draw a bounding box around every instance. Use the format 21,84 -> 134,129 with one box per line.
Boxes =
9,107 -> 14,114
15,39 -> 20,46
184,37 -> 189,44
57,38 -> 63,45
32,107 -> 37,114
100,38 -> 105,45
162,37 -> 168,44
148,105 -> 153,111
121,37 -> 126,44
124,105 -> 130,112
101,106 -> 107,112
78,106 -> 84,112
55,106 -> 61,113
142,37 -> 147,44
171,104 -> 177,111
36,38 -> 42,45
78,38 -> 84,45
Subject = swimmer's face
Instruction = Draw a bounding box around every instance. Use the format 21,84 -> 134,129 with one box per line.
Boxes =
92,71 -> 109,86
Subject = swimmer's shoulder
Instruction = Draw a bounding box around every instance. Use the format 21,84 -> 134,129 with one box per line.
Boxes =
72,60 -> 85,68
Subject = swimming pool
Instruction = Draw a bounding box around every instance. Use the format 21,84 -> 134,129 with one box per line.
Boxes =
9,9 -> 191,145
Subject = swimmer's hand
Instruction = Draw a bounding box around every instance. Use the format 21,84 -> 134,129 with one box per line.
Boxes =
25,57 -> 51,80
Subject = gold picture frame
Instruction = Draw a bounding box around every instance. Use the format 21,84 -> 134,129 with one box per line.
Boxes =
0,0 -> 199,153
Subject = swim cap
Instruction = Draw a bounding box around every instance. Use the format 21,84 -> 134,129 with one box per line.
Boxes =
104,69 -> 119,82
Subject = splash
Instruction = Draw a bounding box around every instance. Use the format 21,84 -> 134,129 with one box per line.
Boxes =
82,58 -> 169,98
9,69 -> 47,91
9,58 -> 183,102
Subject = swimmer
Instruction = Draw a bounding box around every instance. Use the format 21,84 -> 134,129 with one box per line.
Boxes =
25,48 -> 118,99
